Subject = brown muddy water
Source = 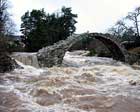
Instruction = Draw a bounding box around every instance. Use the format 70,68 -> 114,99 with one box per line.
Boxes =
0,51 -> 140,112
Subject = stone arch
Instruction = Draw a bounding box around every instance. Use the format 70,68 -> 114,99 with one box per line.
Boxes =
68,33 -> 126,62
37,33 -> 137,67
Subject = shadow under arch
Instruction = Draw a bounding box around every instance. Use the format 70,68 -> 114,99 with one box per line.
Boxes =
68,33 -> 126,62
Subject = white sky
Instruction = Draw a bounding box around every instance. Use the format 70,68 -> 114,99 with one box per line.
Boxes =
10,0 -> 140,34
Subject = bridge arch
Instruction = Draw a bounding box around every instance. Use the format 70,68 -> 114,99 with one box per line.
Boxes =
37,33 -> 135,67
68,33 -> 126,62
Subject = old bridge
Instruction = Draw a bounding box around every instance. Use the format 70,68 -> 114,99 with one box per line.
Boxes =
36,33 -> 139,67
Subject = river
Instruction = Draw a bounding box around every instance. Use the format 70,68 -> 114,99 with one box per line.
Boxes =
0,51 -> 140,112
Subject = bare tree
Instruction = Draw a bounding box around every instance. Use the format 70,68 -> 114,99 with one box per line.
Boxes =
108,20 -> 129,37
0,0 -> 8,33
125,7 -> 140,36
107,6 -> 140,41
0,0 -> 15,35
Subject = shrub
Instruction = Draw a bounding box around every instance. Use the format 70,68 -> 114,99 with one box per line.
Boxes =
0,35 -> 9,53
87,49 -> 97,56
0,35 -> 24,53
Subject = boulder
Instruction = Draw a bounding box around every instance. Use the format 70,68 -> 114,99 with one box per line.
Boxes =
0,53 -> 17,73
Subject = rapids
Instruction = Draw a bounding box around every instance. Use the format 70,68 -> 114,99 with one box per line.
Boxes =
0,51 -> 140,112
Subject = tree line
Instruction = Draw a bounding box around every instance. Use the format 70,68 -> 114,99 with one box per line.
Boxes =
21,7 -> 77,52
0,0 -> 77,52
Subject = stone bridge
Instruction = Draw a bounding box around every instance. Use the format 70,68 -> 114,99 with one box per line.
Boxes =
37,33 -> 140,67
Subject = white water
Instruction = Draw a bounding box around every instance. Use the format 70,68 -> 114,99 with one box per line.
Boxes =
1,51 -> 140,112
12,52 -> 39,68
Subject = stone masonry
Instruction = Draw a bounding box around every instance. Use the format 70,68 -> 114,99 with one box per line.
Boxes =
37,33 -> 140,67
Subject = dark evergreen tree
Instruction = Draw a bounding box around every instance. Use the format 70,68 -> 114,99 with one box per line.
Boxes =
60,7 -> 77,39
21,7 -> 77,52
21,9 -> 48,51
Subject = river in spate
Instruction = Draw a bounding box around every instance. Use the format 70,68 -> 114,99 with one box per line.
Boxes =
1,51 -> 140,112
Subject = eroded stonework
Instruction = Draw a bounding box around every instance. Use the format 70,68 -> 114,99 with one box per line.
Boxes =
37,33 -> 140,67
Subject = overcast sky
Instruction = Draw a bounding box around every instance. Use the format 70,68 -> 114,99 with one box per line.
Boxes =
10,0 -> 140,34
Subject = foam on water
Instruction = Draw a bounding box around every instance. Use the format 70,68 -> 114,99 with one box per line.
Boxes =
1,51 -> 140,112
